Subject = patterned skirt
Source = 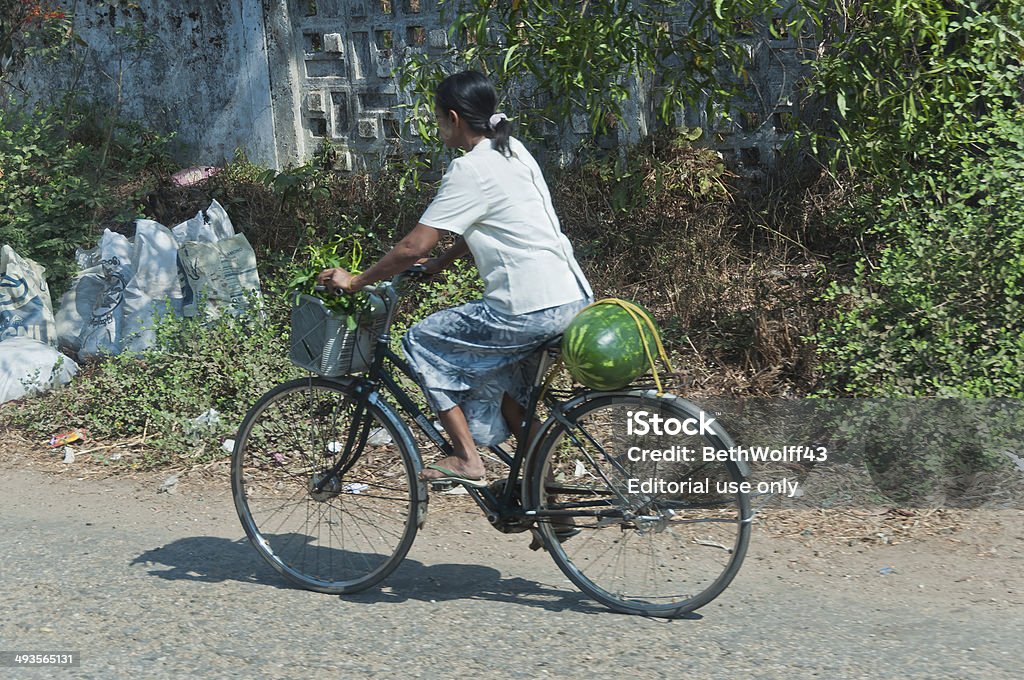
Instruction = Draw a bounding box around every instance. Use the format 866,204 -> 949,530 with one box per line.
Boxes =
401,297 -> 590,446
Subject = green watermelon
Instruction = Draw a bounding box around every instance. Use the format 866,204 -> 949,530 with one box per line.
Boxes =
562,301 -> 661,391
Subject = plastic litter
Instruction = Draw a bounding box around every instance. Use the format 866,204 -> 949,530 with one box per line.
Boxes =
191,408 -> 220,427
62,447 -> 75,464
343,482 -> 369,494
878,566 -> 896,576
49,428 -> 88,447
1004,450 -> 1024,474
171,166 -> 222,188
368,427 -> 393,446
185,409 -> 221,438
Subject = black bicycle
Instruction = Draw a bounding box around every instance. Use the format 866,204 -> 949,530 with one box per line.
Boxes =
231,268 -> 752,617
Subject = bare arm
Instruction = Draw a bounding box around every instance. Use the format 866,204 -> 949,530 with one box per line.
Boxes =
317,223 -> 443,293
422,236 -> 470,274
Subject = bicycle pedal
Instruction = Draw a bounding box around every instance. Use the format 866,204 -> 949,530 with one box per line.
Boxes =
528,528 -> 546,552
429,479 -> 455,492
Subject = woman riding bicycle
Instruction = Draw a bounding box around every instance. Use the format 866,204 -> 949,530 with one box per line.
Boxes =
318,70 -> 592,487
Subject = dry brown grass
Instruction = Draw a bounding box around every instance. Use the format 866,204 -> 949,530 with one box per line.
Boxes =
551,141 -> 857,397
132,140 -> 857,399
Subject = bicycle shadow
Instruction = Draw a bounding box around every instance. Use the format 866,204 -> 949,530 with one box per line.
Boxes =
131,534 -> 635,617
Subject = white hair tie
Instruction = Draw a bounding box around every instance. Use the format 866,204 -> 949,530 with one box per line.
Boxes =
488,113 -> 508,130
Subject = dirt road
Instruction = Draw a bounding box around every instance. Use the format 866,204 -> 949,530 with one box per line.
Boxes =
1,465 -> 1021,679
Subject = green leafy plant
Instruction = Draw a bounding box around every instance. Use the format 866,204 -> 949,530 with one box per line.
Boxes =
801,0 -> 1024,178
0,104 -> 172,293
812,108 -> 1024,398
398,0 -> 800,161
798,1 -> 1024,405
287,230 -> 369,319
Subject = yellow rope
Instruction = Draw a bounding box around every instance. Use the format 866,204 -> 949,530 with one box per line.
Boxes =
538,355 -> 563,403
571,298 -> 675,395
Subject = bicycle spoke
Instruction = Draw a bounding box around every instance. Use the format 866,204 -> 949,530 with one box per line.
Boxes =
530,392 -> 751,617
233,379 -> 421,594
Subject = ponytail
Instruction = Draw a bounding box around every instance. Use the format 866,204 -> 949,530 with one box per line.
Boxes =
488,113 -> 511,157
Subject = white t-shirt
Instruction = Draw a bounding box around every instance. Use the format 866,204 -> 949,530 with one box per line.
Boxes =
419,137 -> 593,315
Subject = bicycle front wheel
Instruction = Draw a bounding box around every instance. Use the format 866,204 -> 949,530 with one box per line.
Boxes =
527,391 -> 751,617
232,377 -> 425,594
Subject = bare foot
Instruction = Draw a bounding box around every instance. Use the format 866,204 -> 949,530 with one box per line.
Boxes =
419,455 -> 486,482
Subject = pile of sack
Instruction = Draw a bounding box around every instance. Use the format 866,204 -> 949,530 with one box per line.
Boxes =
0,200 -> 260,404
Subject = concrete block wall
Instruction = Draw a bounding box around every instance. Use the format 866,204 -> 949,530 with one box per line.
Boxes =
9,0 -> 816,173
11,0 -> 278,168
683,8 -> 818,177
263,0 -> 447,170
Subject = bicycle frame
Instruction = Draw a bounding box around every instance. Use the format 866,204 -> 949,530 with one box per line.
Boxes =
312,270 -> 566,526
238,272 -> 752,614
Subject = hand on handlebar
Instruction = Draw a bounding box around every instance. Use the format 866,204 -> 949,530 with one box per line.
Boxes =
317,263 -> 429,296
414,257 -> 445,276
317,267 -> 361,295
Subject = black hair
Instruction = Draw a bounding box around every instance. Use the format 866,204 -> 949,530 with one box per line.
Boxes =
435,70 -> 512,157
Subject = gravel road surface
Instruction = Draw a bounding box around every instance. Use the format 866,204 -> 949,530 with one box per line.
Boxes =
1,468 -> 1021,679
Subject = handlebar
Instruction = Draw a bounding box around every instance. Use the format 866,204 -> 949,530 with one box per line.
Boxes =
314,263 -> 428,297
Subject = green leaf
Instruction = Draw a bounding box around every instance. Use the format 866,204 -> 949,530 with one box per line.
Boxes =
502,43 -> 520,73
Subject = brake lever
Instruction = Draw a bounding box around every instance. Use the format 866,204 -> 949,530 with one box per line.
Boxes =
405,263 -> 428,277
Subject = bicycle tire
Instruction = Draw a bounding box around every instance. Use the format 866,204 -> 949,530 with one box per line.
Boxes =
525,390 -> 751,617
232,377 -> 426,594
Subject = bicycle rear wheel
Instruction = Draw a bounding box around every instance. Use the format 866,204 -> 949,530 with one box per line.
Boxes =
526,390 -> 751,617
232,377 -> 425,594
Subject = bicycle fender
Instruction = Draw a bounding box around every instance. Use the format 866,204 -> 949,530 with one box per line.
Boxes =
364,388 -> 431,528
521,388 -> 751,494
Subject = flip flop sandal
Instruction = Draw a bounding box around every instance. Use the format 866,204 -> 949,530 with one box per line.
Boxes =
422,463 -> 489,489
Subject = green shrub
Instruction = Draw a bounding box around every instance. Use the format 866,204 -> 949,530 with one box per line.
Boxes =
813,108 -> 1024,397
805,0 -> 1024,178
0,104 -> 172,291
5,295 -> 300,468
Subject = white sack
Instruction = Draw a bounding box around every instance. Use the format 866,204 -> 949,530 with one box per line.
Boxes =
121,220 -> 184,352
177,233 -> 260,318
73,228 -> 134,272
55,230 -> 135,359
54,200 -> 250,357
0,337 -> 78,404
171,199 -> 235,245
0,245 -> 56,345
